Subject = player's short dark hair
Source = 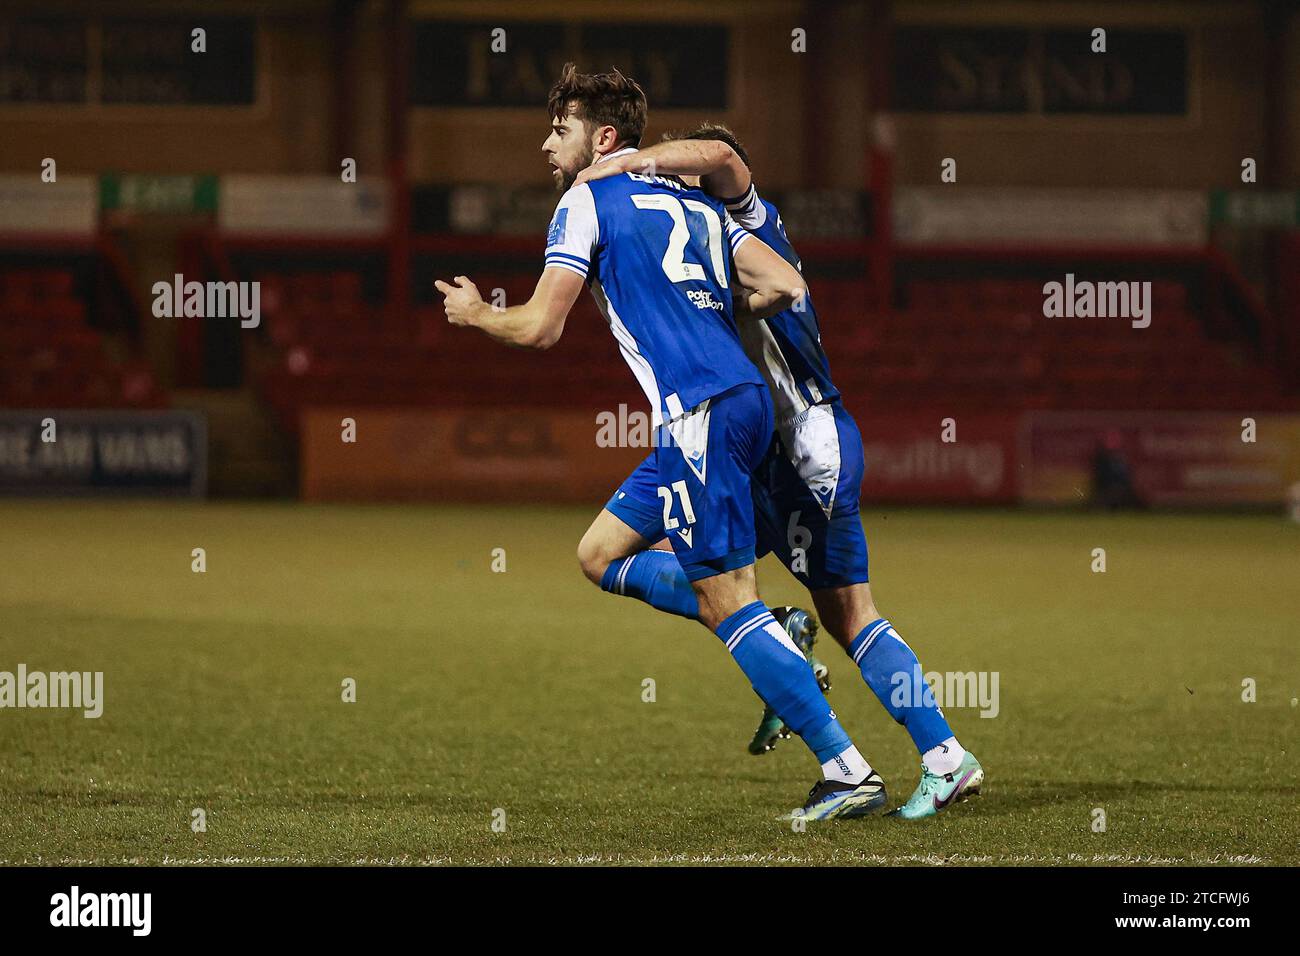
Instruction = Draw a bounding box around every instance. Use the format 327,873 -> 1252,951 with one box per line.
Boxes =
548,62 -> 647,148
663,123 -> 751,169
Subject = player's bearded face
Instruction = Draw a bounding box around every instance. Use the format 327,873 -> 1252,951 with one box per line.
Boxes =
543,111 -> 595,191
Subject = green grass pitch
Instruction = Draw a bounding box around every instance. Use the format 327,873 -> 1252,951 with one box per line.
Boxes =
1,501 -> 1296,866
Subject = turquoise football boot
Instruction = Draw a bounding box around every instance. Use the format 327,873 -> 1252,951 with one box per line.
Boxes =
747,704 -> 792,755
889,751 -> 984,820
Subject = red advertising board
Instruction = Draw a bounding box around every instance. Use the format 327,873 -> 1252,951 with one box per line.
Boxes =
301,406 -> 648,503
301,405 -> 1024,506
302,406 -> 1299,508
1019,412 -> 1300,506
853,410 -> 1020,503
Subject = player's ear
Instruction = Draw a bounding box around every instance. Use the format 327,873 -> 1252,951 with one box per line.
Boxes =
595,124 -> 619,154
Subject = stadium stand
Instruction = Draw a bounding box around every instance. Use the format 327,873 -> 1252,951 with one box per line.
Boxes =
200,239 -> 1296,440
0,255 -> 165,410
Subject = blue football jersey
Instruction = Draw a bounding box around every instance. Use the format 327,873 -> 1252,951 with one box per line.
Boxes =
724,183 -> 840,422
544,148 -> 764,426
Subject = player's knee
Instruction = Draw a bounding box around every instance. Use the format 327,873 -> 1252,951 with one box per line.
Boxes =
576,533 -> 607,586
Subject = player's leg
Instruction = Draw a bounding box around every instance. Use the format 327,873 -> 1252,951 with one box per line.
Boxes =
576,453 -> 699,619
750,430 -> 833,690
658,383 -> 885,820
577,444 -> 827,632
579,450 -> 829,755
813,581 -> 983,817
813,580 -> 962,762
789,402 -> 982,817
745,606 -> 824,754
746,437 -> 831,755
576,505 -> 655,587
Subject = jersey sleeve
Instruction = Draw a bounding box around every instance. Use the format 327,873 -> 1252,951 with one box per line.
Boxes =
544,183 -> 599,279
723,182 -> 769,231
723,208 -> 753,255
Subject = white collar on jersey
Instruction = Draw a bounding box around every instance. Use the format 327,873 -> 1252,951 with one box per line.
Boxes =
595,146 -> 638,165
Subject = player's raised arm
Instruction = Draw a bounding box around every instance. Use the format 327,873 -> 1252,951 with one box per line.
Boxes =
436,268 -> 582,351
730,226 -> 807,321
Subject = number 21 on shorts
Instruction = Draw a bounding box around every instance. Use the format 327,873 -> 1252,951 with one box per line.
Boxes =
657,480 -> 697,532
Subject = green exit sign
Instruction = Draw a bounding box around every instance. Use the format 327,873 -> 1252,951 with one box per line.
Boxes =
100,174 -> 218,215
1209,190 -> 1300,228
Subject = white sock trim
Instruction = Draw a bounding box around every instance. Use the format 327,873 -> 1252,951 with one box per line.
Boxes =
922,737 -> 965,775
821,744 -> 872,783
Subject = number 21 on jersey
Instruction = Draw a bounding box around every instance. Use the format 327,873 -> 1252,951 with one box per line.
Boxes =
631,194 -> 728,288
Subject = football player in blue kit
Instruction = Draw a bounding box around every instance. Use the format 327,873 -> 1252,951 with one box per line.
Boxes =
438,65 -> 887,820
575,124 -> 984,819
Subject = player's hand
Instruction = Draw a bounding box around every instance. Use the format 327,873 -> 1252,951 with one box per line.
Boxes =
573,162 -> 614,188
435,275 -> 485,327
574,155 -> 647,187
732,289 -> 757,321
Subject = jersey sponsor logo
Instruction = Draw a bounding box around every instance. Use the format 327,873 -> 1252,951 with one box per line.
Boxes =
546,207 -> 567,246
686,289 -> 725,311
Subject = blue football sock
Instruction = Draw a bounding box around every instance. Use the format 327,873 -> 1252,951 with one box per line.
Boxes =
849,617 -> 953,755
716,601 -> 849,762
600,550 -> 699,620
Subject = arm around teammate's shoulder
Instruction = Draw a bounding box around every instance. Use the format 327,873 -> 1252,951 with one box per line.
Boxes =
573,140 -> 750,199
